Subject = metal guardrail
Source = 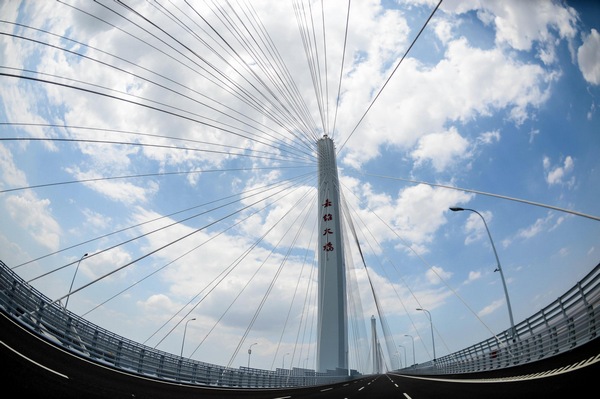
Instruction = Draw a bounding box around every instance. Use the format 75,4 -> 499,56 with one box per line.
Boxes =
403,262 -> 599,375
1,259 -> 598,385
0,259 -> 353,388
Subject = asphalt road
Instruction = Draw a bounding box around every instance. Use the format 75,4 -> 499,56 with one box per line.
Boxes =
2,311 -> 598,398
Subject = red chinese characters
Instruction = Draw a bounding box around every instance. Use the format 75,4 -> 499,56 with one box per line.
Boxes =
322,198 -> 334,252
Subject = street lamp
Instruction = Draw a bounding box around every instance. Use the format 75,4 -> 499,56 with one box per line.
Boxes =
65,253 -> 88,310
404,334 -> 415,366
449,207 -> 516,338
248,342 -> 257,369
398,345 -> 407,369
282,352 -> 290,369
416,308 -> 436,361
180,318 -> 196,357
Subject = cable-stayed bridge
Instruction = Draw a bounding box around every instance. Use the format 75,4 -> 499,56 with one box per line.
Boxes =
1,1 -> 599,397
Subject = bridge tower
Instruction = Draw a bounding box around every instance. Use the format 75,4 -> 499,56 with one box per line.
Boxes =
371,315 -> 381,374
316,135 -> 348,373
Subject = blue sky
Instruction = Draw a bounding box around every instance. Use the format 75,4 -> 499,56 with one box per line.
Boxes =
1,0 -> 599,372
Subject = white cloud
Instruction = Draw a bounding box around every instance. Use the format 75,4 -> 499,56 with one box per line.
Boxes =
477,130 -> 501,146
588,101 -> 597,120
137,293 -> 181,323
443,0 -> 578,63
411,127 -> 470,172
577,28 -> 600,85
477,298 -> 504,318
5,191 -> 61,251
65,166 -> 159,204
0,143 -> 27,189
79,247 -> 133,281
238,177 -> 316,250
516,217 -> 546,240
528,128 -> 540,144
81,209 -> 112,230
543,155 -> 575,186
390,186 -> 464,246
0,233 -> 30,268
465,270 -> 482,284
127,206 -> 312,333
502,212 -> 565,248
426,265 -> 452,285
0,84 -> 58,151
558,247 -> 569,257
340,35 -> 555,167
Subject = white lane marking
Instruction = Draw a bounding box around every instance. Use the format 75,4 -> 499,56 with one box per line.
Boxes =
403,393 -> 413,399
1,340 -> 69,379
320,387 -> 333,392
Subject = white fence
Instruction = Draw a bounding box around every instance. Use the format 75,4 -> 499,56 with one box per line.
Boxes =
0,259 -> 354,387
403,262 -> 599,375
1,259 -> 598,385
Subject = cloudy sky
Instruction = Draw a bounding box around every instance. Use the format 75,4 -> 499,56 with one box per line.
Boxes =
1,0 -> 599,372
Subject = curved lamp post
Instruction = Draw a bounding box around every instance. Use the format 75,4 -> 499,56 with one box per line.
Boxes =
404,334 -> 415,366
450,207 -> 516,338
180,318 -> 196,357
248,342 -> 258,368
398,345 -> 406,369
416,308 -> 436,361
65,253 -> 88,310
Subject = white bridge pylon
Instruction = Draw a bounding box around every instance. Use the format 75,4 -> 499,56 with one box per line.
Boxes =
316,135 -> 348,373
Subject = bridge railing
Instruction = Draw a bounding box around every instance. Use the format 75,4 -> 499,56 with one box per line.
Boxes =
1,260 -> 598,383
0,259 -> 352,387
403,262 -> 599,375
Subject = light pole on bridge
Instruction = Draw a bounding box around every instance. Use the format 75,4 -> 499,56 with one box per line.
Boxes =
282,352 -> 290,370
398,345 -> 406,369
248,342 -> 258,369
180,318 -> 196,358
416,308 -> 436,362
404,334 -> 415,367
65,253 -> 88,310
450,207 -> 516,338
